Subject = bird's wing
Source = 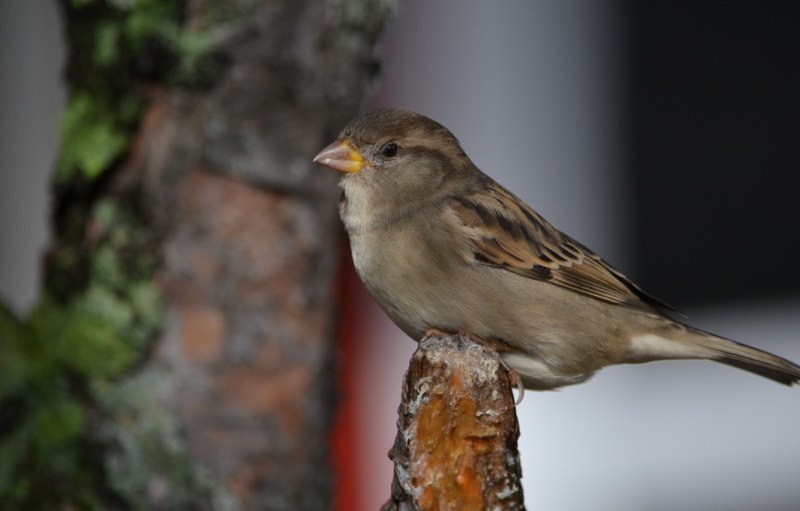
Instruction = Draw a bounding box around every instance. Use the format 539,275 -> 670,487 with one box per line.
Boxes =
448,181 -> 676,314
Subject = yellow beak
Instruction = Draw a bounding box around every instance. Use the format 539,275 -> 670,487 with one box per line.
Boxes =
312,138 -> 367,173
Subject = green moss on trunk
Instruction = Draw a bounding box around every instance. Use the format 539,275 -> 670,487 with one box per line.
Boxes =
57,0 -> 218,183
1,1 -> 223,508
2,0 -> 394,508
0,196 -> 165,508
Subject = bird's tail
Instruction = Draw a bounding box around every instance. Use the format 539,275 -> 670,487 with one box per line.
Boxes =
627,324 -> 800,386
683,325 -> 800,386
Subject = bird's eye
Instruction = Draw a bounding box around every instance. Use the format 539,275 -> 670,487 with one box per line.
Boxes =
381,142 -> 399,158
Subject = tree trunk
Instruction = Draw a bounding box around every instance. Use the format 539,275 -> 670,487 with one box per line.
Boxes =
0,1 -> 392,509
383,334 -> 526,511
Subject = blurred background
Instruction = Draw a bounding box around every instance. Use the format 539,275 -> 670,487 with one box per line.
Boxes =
2,1 -> 799,510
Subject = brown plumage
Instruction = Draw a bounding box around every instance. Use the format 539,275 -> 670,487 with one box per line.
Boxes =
449,182 -> 677,314
314,108 -> 800,390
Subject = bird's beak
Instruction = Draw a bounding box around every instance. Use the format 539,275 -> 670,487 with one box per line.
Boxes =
312,138 -> 367,174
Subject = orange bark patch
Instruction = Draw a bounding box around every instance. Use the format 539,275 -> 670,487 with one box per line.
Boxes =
215,365 -> 311,432
385,336 -> 525,510
411,365 -> 503,511
180,306 -> 226,364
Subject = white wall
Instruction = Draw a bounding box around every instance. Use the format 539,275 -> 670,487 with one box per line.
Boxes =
0,0 -> 65,314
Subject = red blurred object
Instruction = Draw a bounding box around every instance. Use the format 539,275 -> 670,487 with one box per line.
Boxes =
330,245 -> 362,511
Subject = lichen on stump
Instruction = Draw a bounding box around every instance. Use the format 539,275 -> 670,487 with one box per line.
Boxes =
383,334 -> 526,511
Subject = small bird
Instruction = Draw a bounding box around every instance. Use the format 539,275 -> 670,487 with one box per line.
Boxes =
313,108 -> 800,390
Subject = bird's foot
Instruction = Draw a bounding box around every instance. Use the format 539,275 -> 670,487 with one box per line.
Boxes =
423,327 -> 452,340
423,328 -> 480,346
457,328 -> 480,344
498,357 -> 525,406
423,328 -> 525,405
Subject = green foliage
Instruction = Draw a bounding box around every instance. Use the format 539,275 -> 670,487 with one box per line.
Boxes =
58,92 -> 131,180
0,295 -> 132,509
3,1 -> 236,507
0,197 -> 163,509
58,0 -> 215,182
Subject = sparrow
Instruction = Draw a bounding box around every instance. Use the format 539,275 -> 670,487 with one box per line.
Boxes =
313,108 -> 800,390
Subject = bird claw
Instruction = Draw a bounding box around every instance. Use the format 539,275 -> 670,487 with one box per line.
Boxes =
457,328 -> 478,344
423,327 -> 451,340
498,357 -> 525,406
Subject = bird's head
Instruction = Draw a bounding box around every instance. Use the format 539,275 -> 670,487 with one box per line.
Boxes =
313,109 -> 476,220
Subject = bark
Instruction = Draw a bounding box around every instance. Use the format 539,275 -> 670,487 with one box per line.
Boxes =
28,1 -> 393,509
382,335 -> 526,511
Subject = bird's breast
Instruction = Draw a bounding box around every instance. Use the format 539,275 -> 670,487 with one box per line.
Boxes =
347,221 -> 467,339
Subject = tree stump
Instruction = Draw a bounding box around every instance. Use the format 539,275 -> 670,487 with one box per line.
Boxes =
383,334 -> 526,511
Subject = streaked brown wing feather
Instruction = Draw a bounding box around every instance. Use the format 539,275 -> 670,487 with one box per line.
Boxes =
449,181 -> 676,314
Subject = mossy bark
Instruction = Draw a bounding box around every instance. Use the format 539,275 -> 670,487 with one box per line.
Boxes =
0,0 -> 393,509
